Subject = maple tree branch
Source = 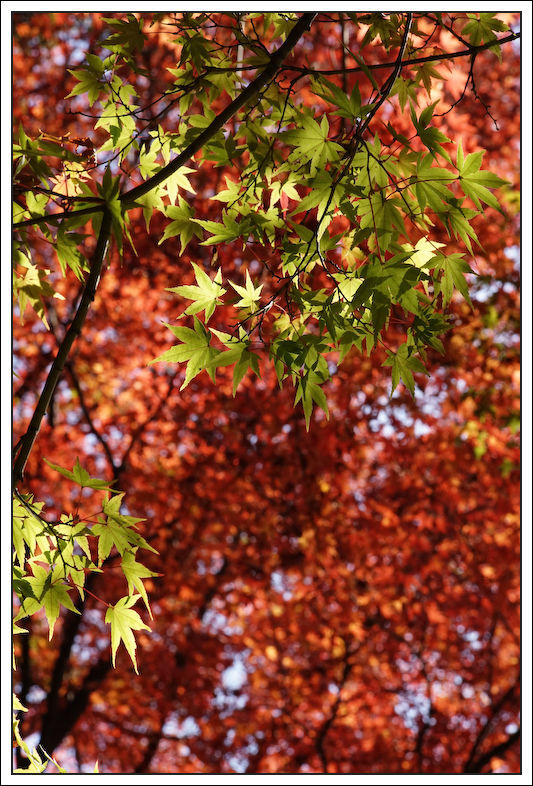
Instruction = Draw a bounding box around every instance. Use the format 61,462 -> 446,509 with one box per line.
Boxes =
120,12 -> 317,206
12,203 -> 104,230
308,13 -> 413,281
243,13 -> 416,347
280,32 -> 520,76
423,13 -> 470,48
13,207 -> 112,484
359,12 -> 413,139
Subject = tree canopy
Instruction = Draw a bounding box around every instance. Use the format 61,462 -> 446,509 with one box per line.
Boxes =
12,11 -> 520,775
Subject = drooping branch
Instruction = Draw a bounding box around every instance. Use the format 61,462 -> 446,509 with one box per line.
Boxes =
12,13 -> 317,485
11,29 -> 518,233
13,208 -> 112,484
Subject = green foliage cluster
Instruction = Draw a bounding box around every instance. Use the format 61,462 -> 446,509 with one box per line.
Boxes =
12,462 -> 157,771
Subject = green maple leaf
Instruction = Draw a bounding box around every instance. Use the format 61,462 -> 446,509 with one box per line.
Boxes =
102,14 -> 145,55
138,145 -> 159,179
209,328 -> 261,395
403,238 -> 445,269
105,594 -> 151,674
284,114 -> 343,174
44,457 -> 114,490
456,141 -> 508,211
159,197 -> 203,252
121,550 -> 159,619
56,231 -> 87,281
289,171 -> 342,240
191,213 -> 241,246
14,564 -> 79,640
383,343 -> 429,396
462,13 -> 508,47
294,371 -> 329,431
229,270 -> 263,314
96,100 -> 137,155
433,252 -> 474,307
164,165 -> 196,204
445,208 -> 479,254
13,248 -> 65,329
151,316 -> 220,389
66,68 -> 103,106
92,493 -> 154,564
13,694 -> 27,713
134,188 -> 165,232
168,262 -> 226,322
311,75 -> 362,119
12,496 -> 49,567
210,176 -> 242,204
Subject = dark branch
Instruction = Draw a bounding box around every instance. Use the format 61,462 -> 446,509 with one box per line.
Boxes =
12,203 -> 104,230
13,208 -> 112,484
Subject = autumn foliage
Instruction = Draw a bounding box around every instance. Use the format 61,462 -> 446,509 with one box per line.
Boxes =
12,12 -> 520,774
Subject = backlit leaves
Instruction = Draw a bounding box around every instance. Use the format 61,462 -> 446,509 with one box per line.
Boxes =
14,562 -> 80,640
462,13 -> 509,47
456,142 -> 508,211
13,460 -> 158,738
168,263 -> 226,322
230,270 -> 264,315
66,66 -> 104,106
44,457 -> 114,490
151,316 -> 219,389
433,252 -> 474,307
383,342 -> 429,396
121,550 -> 159,618
159,197 -> 203,252
105,595 -> 151,674
13,248 -> 65,329
283,114 -> 343,174
209,328 -> 261,395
